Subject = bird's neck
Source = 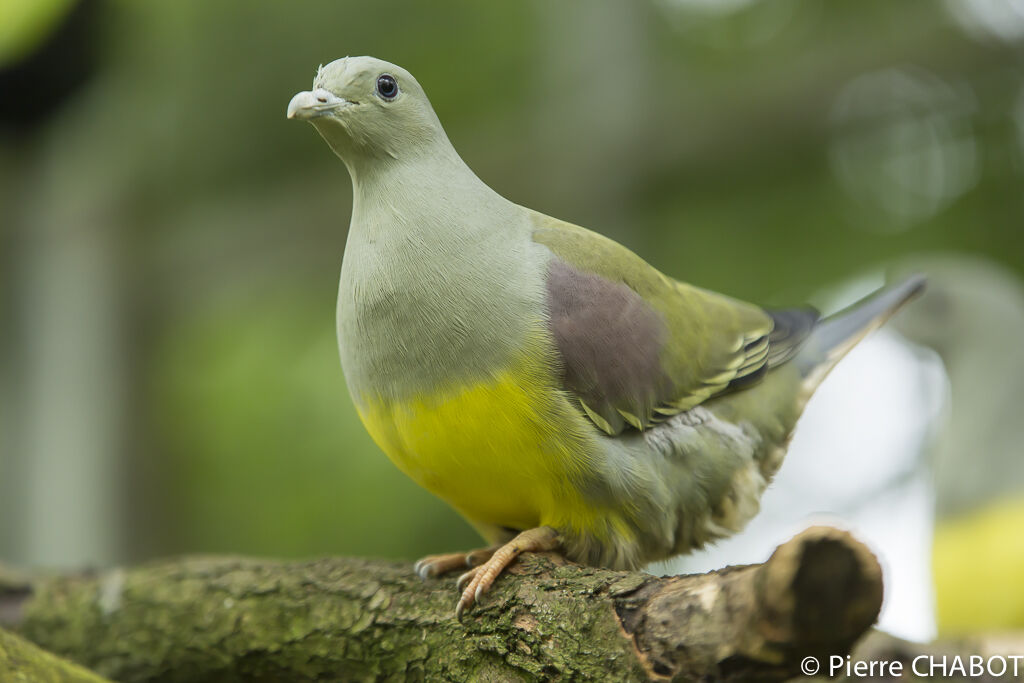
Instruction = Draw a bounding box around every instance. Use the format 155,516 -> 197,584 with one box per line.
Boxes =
344,139 -> 520,253
350,142 -> 496,214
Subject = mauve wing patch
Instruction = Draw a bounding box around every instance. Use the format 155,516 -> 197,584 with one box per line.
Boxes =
545,259 -> 673,435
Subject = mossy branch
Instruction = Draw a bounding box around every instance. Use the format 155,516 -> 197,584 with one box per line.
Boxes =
0,526 -> 881,682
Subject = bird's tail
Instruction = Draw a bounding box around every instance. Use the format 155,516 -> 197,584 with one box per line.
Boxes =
795,275 -> 927,392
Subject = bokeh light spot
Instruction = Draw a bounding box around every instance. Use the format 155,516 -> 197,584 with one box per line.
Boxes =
829,66 -> 979,232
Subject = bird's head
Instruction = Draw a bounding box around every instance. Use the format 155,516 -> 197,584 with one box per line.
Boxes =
287,56 -> 445,167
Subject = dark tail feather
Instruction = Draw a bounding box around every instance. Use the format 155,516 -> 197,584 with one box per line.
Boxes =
796,275 -> 926,391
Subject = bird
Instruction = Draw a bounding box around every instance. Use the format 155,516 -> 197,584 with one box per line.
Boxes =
286,56 -> 925,617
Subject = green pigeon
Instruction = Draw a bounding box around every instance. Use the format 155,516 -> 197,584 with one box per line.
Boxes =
287,56 -> 924,616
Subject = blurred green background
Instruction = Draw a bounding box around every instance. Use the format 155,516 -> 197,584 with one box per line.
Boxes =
1,0 -> 1022,638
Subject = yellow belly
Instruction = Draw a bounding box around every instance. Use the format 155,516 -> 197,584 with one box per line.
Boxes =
353,341 -> 597,536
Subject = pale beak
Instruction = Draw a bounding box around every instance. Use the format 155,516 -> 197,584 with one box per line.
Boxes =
287,88 -> 352,120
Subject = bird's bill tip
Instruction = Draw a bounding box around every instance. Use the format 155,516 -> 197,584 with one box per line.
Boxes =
286,88 -> 349,120
287,90 -> 318,120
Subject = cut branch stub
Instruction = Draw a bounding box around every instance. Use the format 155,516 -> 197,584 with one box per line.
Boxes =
615,525 -> 883,681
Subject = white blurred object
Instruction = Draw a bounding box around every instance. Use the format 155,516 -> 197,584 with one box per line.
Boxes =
890,255 -> 1024,519
652,282 -> 948,643
944,0 -> 1024,44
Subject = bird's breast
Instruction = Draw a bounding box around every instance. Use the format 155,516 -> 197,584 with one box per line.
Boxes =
336,222 -> 544,402
351,327 -> 605,534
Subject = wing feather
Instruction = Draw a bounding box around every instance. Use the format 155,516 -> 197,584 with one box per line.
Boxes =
533,213 -> 817,435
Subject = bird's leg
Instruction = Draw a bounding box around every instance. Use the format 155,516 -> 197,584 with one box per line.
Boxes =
414,546 -> 498,579
454,526 -> 560,619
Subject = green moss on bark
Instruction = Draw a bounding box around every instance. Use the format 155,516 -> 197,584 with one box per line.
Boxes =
16,556 -> 649,682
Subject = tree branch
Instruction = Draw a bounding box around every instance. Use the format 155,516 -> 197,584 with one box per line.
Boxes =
0,627 -> 112,682
0,526 -> 881,682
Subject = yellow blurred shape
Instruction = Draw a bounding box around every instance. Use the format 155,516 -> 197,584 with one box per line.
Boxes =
934,497 -> 1024,634
0,0 -> 75,66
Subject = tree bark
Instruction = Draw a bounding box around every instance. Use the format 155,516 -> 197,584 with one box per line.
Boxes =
0,526 -> 881,682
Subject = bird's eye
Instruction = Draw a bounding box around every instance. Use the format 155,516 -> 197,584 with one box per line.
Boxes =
376,74 -> 398,100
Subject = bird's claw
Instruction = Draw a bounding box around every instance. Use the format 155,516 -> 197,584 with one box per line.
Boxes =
455,566 -> 480,593
413,558 -> 432,579
454,566 -> 489,619
414,548 -> 496,581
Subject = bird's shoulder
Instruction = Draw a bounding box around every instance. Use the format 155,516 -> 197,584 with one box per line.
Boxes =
528,211 -> 812,435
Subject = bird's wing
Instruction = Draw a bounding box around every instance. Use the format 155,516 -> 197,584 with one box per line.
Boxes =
532,213 -> 816,435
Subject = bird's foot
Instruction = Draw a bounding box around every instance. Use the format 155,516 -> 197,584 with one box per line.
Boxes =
414,547 -> 497,579
453,526 -> 559,619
